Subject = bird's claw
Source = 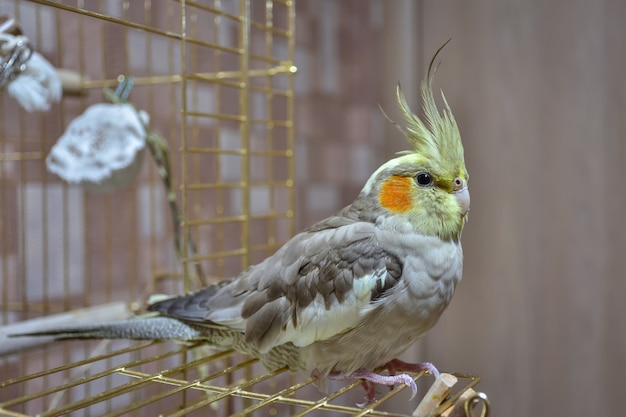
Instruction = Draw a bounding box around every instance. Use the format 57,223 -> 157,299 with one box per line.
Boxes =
393,373 -> 418,399
385,359 -> 440,378
420,362 -> 440,378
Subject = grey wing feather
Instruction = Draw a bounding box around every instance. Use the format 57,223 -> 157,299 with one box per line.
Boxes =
210,216 -> 403,351
148,281 -> 230,324
147,212 -> 404,353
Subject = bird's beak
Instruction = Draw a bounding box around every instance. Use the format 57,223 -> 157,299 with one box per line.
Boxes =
453,187 -> 470,217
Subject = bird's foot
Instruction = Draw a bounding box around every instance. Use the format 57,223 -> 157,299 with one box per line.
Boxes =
322,361 -> 439,407
384,359 -> 440,378
328,368 -> 418,406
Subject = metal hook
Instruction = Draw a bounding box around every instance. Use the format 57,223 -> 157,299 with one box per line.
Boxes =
464,391 -> 490,417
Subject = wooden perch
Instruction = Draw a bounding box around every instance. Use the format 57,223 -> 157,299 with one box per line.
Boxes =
412,373 -> 458,417
0,302 -> 131,357
0,15 -> 22,36
56,68 -> 86,96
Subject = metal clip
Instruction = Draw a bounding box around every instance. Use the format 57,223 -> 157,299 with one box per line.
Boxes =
464,391 -> 490,417
0,37 -> 33,89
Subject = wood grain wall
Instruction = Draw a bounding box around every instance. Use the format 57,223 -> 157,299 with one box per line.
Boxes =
296,1 -> 626,415
418,2 -> 626,416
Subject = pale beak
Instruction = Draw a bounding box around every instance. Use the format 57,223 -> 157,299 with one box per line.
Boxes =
453,187 -> 470,216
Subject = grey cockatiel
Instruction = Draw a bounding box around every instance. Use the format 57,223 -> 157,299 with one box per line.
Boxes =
15,44 -> 469,404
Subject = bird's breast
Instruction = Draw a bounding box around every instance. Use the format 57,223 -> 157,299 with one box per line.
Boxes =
302,236 -> 463,376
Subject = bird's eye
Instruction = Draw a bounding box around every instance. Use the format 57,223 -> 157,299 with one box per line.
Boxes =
415,172 -> 433,187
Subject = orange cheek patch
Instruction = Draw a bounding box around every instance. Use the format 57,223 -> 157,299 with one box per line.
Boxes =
378,176 -> 414,213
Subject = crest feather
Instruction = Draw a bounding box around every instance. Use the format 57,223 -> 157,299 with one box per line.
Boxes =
390,40 -> 464,172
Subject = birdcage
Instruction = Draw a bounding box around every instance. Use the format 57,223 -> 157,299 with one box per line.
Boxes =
0,1 -> 488,416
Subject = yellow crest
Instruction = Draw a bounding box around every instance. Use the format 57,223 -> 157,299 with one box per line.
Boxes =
387,40 -> 466,178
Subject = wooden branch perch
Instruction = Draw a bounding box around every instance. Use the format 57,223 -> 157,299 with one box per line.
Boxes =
413,373 -> 458,417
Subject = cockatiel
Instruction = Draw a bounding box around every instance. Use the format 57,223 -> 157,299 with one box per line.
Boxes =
15,44 -> 469,404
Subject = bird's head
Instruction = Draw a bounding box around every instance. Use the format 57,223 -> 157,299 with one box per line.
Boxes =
358,45 -> 469,241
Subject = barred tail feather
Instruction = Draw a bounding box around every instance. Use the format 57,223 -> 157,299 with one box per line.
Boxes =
11,317 -> 202,341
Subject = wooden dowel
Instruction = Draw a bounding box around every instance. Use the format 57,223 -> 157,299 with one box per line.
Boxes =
56,68 -> 86,96
412,373 -> 458,417
0,15 -> 22,35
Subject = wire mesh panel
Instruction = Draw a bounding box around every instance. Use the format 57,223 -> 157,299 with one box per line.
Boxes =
1,341 -> 484,417
177,0 -> 297,291
0,0 -> 295,306
1,0 -> 295,414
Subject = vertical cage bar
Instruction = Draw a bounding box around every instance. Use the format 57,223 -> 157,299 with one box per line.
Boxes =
286,0 -> 296,239
179,0 -> 190,292
264,0 -> 276,255
214,0 -> 225,281
240,0 -> 251,270
178,0 -> 191,410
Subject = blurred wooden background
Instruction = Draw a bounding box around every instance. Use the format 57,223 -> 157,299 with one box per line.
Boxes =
295,1 -> 626,416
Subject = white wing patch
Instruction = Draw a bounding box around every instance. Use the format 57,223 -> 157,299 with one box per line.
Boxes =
272,268 -> 387,348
